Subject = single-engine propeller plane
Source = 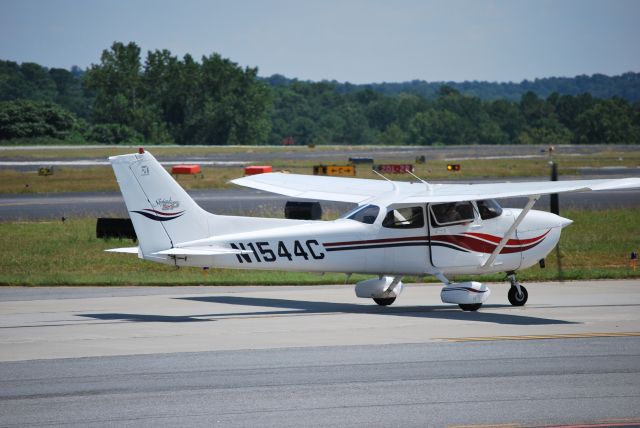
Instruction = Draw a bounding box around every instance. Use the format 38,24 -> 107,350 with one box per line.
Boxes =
108,149 -> 640,311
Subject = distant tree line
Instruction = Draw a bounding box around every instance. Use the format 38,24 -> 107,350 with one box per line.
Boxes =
1,41 -> 639,145
266,72 -> 640,102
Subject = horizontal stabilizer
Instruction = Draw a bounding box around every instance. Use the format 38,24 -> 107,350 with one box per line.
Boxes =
152,246 -> 252,256
105,247 -> 140,254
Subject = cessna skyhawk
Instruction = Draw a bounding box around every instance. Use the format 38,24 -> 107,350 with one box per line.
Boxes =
107,149 -> 640,311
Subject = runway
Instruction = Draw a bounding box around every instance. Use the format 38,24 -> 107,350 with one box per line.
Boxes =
1,187 -> 639,221
2,143 -> 639,165
1,281 -> 639,426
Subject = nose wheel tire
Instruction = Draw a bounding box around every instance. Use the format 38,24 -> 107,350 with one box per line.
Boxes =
373,297 -> 396,306
459,303 -> 482,311
508,285 -> 528,306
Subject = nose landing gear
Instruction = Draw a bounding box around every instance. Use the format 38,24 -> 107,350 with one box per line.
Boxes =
506,272 -> 528,306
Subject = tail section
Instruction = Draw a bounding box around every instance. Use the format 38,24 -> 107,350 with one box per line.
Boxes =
109,150 -> 212,259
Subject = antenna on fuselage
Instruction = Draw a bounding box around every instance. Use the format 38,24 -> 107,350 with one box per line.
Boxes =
407,170 -> 433,192
372,169 -> 398,192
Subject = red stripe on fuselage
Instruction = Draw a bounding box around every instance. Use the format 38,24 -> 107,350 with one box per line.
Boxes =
323,230 -> 548,254
430,235 -> 545,254
463,230 -> 550,245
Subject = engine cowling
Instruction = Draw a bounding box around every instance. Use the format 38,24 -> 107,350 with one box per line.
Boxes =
440,281 -> 491,305
355,276 -> 404,299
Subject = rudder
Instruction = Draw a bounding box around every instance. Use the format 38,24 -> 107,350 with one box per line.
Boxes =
109,150 -> 211,259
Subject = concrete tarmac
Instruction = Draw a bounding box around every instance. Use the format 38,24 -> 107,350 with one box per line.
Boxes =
1,280 -> 639,427
1,280 -> 639,362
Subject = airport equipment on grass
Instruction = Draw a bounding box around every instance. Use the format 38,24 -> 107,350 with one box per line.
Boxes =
447,164 -> 461,171
171,165 -> 202,177
281,136 -> 294,146
375,164 -> 414,174
284,201 -> 322,220
349,157 -> 374,164
38,166 -> 54,176
106,148 -> 640,312
96,218 -> 137,241
313,164 -> 356,176
244,165 -> 273,175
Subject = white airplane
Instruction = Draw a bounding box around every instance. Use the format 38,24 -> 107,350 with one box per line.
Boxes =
108,148 -> 640,311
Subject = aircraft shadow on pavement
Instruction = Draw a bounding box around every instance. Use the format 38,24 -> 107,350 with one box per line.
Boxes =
160,295 -> 576,326
79,313 -> 209,323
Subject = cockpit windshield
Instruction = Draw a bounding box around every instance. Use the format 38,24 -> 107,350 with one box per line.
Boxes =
476,199 -> 503,220
343,204 -> 380,224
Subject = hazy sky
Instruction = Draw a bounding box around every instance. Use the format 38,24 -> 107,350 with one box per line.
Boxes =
1,0 -> 639,83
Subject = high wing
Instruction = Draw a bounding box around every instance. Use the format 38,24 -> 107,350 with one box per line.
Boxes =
402,177 -> 640,203
232,173 -> 640,204
231,172 -> 425,204
232,173 -> 407,203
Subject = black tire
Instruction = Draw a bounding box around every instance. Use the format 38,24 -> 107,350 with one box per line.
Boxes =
508,285 -> 528,306
373,297 -> 396,306
459,303 -> 482,311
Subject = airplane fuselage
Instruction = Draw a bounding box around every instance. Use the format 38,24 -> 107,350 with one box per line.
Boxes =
159,205 -> 568,277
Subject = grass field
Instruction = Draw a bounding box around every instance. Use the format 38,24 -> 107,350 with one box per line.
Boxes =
1,148 -> 639,194
1,208 -> 638,286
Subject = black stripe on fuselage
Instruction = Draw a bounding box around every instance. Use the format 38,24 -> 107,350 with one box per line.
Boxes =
324,241 -> 470,253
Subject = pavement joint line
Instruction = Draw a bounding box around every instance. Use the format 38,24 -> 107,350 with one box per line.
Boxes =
448,420 -> 640,428
448,424 -> 521,428
440,332 -> 640,342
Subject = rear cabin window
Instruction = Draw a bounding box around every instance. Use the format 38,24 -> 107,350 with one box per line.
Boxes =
383,206 -> 424,229
476,199 -> 503,220
347,204 -> 380,224
430,202 -> 475,227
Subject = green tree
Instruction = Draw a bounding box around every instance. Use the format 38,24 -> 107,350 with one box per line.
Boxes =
487,99 -> 526,142
575,99 -> 640,144
409,109 -> 465,145
378,123 -> 406,145
0,100 -> 77,140
85,42 -> 145,127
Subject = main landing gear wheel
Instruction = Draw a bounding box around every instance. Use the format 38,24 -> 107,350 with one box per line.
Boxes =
506,272 -> 528,306
508,285 -> 528,306
373,297 -> 396,306
459,303 -> 482,311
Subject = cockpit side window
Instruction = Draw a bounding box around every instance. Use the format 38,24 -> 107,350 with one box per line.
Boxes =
346,204 -> 380,224
383,206 -> 424,229
430,202 -> 475,227
476,199 -> 503,220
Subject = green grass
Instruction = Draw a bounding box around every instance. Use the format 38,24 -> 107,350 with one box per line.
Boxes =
1,209 -> 638,286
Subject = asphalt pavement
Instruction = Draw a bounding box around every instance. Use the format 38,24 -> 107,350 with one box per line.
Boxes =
1,338 -> 638,427
1,281 -> 639,427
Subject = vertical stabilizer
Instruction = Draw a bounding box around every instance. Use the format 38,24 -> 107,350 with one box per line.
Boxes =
109,151 -> 211,259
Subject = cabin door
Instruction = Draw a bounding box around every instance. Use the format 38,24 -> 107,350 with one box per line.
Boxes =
428,201 -> 484,269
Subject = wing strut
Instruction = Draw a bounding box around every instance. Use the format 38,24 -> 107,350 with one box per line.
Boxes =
482,195 -> 540,268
